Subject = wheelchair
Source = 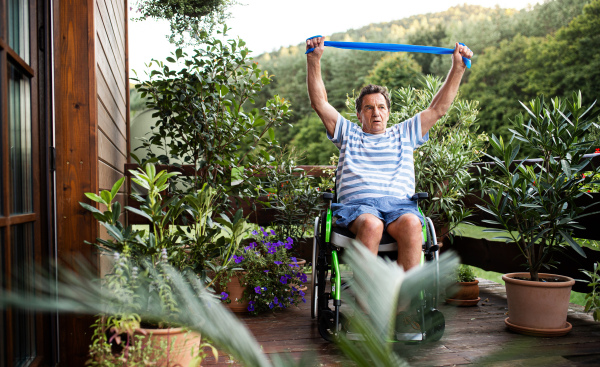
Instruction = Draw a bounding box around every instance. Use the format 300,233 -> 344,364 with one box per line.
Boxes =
310,191 -> 445,343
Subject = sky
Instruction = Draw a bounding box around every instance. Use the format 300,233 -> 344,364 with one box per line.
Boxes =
128,0 -> 541,79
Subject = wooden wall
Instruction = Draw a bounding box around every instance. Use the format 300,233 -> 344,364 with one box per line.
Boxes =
54,0 -> 128,364
95,0 -> 129,239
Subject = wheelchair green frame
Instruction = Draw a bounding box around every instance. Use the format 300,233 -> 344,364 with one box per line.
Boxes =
311,192 -> 445,343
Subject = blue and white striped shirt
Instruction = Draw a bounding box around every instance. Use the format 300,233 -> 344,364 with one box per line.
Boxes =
328,113 -> 428,204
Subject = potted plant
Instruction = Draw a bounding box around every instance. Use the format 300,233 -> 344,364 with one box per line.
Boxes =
582,262 -> 600,322
131,31 -> 292,213
217,228 -> 308,314
445,264 -> 480,306
249,147 -> 325,258
81,164 -> 222,364
479,92 -> 600,336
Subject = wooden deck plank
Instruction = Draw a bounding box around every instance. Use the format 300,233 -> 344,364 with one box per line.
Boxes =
202,278 -> 600,366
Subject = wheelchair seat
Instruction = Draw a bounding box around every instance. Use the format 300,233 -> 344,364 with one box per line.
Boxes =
329,225 -> 398,252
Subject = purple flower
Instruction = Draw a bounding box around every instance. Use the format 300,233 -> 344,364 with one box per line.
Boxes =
249,241 -> 257,249
297,273 -> 308,283
233,255 -> 244,264
299,290 -> 305,297
280,276 -> 288,284
264,270 -> 270,273
270,229 -> 276,235
274,296 -> 279,304
254,286 -> 262,294
268,246 -> 277,254
284,242 -> 293,250
288,257 -> 299,268
286,237 -> 294,245
274,261 -> 283,265
268,302 -> 275,309
252,230 -> 258,235
220,292 -> 228,300
248,301 -> 255,312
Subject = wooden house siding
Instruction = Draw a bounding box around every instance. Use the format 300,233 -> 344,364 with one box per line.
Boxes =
95,0 -> 129,240
53,0 -> 129,364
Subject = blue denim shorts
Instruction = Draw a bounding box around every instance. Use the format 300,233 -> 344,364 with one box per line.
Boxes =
332,196 -> 424,229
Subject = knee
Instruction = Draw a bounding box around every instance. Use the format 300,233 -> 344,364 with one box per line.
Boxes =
357,215 -> 384,235
402,214 -> 422,232
390,214 -> 422,236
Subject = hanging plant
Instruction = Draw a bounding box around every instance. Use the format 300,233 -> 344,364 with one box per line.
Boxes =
131,0 -> 236,45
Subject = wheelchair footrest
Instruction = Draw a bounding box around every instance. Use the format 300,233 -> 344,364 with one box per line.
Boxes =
395,332 -> 424,342
344,331 -> 424,342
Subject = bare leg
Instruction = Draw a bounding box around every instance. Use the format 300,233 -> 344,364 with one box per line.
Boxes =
348,213 -> 384,255
386,214 -> 423,271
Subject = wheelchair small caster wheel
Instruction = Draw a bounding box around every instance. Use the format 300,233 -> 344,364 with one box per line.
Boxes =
318,310 -> 340,342
423,309 -> 445,342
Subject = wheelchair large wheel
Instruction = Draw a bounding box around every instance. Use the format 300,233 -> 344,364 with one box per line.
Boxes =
311,217 -> 319,319
423,309 -> 445,342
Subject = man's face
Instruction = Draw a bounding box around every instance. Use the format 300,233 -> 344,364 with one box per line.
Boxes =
357,93 -> 389,135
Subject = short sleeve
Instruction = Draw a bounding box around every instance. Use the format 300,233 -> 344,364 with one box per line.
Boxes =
392,112 -> 428,148
327,113 -> 350,149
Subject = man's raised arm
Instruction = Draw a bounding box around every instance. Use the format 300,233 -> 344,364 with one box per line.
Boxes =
306,36 -> 338,137
420,42 -> 474,136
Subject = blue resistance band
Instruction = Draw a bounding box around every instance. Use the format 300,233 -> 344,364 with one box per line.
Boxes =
305,35 -> 471,69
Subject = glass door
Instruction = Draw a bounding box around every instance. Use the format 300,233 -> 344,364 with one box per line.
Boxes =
1,0 -> 44,365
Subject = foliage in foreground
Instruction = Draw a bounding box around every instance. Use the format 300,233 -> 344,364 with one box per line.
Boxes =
1,242 -> 458,366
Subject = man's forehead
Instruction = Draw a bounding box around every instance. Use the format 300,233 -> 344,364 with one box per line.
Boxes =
362,93 -> 387,106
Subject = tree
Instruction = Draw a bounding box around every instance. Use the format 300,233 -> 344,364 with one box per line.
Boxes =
549,0 -> 600,101
289,114 -> 339,165
460,35 -> 540,143
407,23 -> 447,76
366,53 -> 423,92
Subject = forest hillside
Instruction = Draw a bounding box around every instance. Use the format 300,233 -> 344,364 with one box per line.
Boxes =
252,0 -> 598,164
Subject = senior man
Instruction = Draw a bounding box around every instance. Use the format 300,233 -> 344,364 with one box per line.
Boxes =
306,36 -> 472,271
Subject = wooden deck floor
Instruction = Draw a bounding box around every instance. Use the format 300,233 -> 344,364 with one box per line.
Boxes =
203,279 -> 600,366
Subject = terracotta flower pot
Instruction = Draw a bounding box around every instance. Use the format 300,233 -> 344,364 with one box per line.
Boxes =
222,272 -> 250,313
445,280 -> 480,306
502,272 -> 574,336
293,258 -> 306,267
135,327 -> 201,366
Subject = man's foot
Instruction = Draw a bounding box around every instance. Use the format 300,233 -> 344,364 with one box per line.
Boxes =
396,312 -> 421,331
395,311 -> 422,341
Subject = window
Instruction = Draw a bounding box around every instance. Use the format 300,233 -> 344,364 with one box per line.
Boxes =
1,0 -> 41,365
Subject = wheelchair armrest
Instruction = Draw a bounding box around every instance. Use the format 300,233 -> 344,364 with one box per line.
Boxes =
322,192 -> 334,201
411,192 -> 429,201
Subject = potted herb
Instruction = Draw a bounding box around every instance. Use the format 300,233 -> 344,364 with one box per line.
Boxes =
479,92 -> 600,336
445,264 -> 480,306
218,228 -> 308,314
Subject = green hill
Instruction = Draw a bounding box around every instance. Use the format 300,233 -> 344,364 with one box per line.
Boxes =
253,0 -> 595,164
